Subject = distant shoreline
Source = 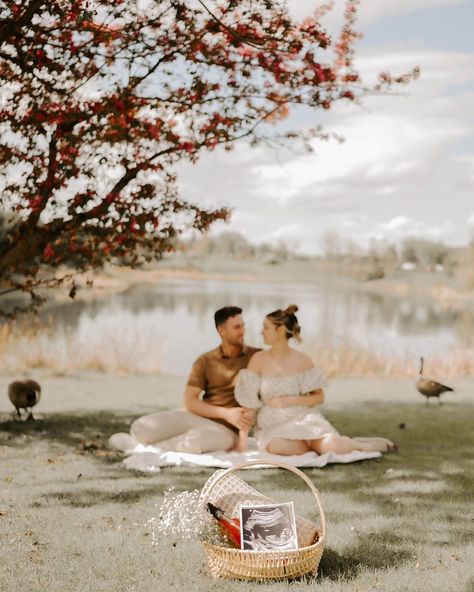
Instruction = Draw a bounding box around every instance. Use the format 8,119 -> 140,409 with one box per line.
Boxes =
2,257 -> 473,378
3,255 -> 473,314
66,257 -> 474,313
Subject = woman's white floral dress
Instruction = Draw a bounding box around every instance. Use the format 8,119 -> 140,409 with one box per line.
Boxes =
235,368 -> 338,451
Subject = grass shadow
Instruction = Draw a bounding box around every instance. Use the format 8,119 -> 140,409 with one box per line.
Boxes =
45,484 -> 161,508
34,468 -> 219,509
0,409 -> 167,449
319,536 -> 413,581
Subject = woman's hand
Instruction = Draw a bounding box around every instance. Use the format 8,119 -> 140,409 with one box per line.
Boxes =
266,390 -> 324,409
266,395 -> 298,408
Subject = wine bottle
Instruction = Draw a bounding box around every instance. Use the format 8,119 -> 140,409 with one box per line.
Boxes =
207,502 -> 241,548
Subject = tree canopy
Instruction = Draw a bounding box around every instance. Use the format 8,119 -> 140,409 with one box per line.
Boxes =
0,0 -> 418,316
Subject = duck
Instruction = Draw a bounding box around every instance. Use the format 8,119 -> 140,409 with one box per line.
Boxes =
8,380 -> 42,420
416,357 -> 453,404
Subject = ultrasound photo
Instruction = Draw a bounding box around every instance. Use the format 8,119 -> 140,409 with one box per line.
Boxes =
239,502 -> 298,551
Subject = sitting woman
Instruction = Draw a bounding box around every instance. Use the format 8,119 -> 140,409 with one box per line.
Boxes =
234,305 -> 396,456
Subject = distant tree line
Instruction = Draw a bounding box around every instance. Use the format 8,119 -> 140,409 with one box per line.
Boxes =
320,229 -> 472,282
177,229 -> 474,286
175,231 -> 300,263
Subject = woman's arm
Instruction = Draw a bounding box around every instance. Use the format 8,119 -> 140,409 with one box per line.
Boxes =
266,389 -> 324,409
234,356 -> 264,410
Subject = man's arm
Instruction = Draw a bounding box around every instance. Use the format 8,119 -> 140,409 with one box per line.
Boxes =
183,385 -> 254,431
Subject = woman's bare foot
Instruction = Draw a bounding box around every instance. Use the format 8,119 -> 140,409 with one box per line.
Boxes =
353,437 -> 398,452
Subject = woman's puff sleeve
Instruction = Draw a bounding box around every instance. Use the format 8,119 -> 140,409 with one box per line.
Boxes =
235,369 -> 263,409
299,367 -> 327,394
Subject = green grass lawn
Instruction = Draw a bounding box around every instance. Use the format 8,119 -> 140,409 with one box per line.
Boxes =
1,379 -> 473,592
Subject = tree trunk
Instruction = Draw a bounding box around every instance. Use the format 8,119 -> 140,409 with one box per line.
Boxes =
0,233 -> 46,278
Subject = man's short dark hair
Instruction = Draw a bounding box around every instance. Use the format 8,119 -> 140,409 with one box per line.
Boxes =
214,306 -> 242,328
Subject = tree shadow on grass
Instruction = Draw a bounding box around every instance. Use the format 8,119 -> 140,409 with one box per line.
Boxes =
45,484 -> 162,508
318,532 -> 413,581
0,409 -> 154,449
267,531 -> 413,585
32,468 -> 218,509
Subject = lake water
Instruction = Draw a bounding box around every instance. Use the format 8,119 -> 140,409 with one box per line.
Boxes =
38,277 -> 471,376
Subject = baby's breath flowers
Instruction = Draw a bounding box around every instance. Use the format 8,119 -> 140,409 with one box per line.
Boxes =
147,488 -> 223,546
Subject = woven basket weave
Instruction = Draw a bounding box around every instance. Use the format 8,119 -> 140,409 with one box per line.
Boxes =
200,460 -> 326,580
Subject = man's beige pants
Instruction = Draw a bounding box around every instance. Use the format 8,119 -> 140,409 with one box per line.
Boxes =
108,409 -> 237,453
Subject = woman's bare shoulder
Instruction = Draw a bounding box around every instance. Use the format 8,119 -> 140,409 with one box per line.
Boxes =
291,350 -> 315,371
247,350 -> 268,371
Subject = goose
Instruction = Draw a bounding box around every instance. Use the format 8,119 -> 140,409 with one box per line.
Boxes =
416,357 -> 453,404
8,380 -> 42,420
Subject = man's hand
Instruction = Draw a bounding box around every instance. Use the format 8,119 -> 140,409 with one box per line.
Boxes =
224,407 -> 255,431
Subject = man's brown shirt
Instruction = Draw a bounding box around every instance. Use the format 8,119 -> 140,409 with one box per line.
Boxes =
187,345 -> 260,432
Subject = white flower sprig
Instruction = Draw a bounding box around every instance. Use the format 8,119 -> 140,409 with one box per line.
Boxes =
147,487 -> 223,546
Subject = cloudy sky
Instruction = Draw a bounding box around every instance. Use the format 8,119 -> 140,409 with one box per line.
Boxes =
178,0 -> 474,254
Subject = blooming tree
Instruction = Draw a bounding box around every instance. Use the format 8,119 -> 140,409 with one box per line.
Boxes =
0,0 -> 418,315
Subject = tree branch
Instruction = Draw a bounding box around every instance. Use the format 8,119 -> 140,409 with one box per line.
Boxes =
0,0 -> 45,45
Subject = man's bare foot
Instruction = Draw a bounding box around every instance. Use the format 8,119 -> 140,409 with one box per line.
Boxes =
108,433 -> 139,452
230,444 -> 248,453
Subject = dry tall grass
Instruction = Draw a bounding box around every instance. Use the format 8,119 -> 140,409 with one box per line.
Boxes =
0,319 -> 162,375
1,320 -> 473,377
306,341 -> 474,378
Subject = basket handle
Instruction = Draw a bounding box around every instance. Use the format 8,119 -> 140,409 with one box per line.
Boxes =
203,459 -> 325,539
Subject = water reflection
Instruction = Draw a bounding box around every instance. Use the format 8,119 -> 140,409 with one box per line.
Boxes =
32,278 -> 470,376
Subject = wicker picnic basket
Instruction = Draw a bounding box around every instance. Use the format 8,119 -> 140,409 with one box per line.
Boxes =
200,459 -> 326,580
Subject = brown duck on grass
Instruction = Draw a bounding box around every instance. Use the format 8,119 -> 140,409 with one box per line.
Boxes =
416,357 -> 453,404
8,380 -> 42,420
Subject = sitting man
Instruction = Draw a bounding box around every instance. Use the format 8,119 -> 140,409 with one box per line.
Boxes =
108,306 -> 260,453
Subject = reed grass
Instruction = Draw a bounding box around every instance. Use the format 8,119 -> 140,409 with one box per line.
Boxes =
1,320 -> 473,377
306,342 -> 474,378
0,320 -> 162,376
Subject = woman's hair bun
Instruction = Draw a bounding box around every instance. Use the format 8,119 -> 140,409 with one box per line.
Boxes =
285,304 -> 298,315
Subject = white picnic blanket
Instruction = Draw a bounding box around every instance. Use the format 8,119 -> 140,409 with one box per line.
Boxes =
122,438 -> 381,472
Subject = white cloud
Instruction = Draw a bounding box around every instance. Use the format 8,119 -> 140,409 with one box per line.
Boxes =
383,216 -> 411,231
339,213 -> 368,226
351,0 -> 466,27
178,40 -> 474,252
252,90 -> 470,205
288,0 -> 468,28
376,218 -> 454,242
267,222 -> 304,240
454,155 -> 474,190
247,47 -> 473,209
354,48 -> 474,89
